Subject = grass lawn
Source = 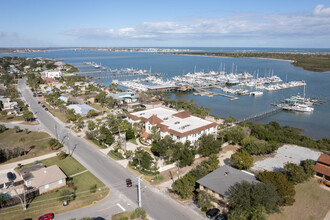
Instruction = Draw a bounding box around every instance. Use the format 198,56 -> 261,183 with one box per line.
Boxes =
0,128 -> 53,164
268,179 -> 330,220
112,211 -> 134,220
0,114 -> 24,122
0,156 -> 109,220
40,156 -> 86,177
43,102 -> 67,124
89,103 -> 111,113
129,138 -> 138,145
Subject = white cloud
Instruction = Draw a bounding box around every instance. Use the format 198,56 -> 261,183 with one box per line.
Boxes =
62,5 -> 330,42
313,4 -> 330,16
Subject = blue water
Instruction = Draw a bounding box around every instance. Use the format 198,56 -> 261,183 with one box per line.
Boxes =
2,48 -> 330,139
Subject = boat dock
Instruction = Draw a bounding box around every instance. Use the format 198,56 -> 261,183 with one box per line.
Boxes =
236,107 -> 282,124
194,87 -> 239,100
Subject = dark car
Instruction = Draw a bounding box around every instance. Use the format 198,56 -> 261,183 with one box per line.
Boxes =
44,108 -> 48,111
38,101 -> 41,104
215,214 -> 227,220
7,172 -> 16,181
126,178 -> 132,187
38,213 -> 54,220
206,208 -> 220,218
41,104 -> 45,108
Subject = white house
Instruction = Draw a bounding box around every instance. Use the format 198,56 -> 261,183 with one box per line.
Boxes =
41,70 -> 63,79
127,107 -> 218,143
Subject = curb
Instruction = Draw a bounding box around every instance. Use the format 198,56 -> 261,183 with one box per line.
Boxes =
82,186 -> 111,208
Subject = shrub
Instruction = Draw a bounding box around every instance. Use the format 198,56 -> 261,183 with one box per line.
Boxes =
0,124 -> 6,133
90,184 -> 97,193
57,151 -> 68,160
130,207 -> 147,220
230,150 -> 253,170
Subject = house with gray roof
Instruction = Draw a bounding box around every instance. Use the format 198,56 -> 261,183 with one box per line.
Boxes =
197,165 -> 259,201
67,104 -> 99,116
106,90 -> 138,104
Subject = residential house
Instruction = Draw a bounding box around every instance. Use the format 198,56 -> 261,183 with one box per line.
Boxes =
0,96 -> 18,111
197,165 -> 259,202
19,164 -> 67,194
313,154 -> 330,187
106,90 -> 139,104
127,107 -> 218,143
67,104 -> 99,116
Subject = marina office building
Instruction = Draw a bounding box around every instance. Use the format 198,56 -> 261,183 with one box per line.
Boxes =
127,107 -> 218,143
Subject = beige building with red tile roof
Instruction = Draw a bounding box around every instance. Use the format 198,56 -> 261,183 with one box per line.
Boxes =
313,154 -> 330,187
127,107 -> 218,143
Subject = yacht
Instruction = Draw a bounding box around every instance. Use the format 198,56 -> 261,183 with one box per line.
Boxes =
250,91 -> 263,96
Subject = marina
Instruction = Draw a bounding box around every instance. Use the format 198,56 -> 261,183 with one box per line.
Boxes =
5,49 -> 330,139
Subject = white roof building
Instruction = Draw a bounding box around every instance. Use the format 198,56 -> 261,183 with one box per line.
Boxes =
41,70 -> 63,79
127,107 -> 218,143
67,104 -> 99,116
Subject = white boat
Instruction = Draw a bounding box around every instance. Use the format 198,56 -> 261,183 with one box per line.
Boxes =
281,103 -> 313,112
250,91 -> 263,96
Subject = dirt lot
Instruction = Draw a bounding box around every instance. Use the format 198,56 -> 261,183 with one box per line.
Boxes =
252,145 -> 321,172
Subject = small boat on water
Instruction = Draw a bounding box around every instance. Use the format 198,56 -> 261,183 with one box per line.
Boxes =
250,91 -> 263,96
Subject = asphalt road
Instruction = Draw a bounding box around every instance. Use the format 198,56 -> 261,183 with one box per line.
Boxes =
18,77 -> 205,220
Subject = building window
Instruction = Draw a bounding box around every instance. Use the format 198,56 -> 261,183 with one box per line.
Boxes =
177,136 -> 180,140
44,184 -> 49,189
58,179 -> 63,184
26,180 -> 32,185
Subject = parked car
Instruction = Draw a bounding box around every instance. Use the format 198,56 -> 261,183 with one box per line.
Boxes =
206,208 -> 220,218
215,214 -> 227,220
7,172 -> 16,181
38,213 -> 54,220
38,101 -> 41,104
126,178 -> 132,187
41,104 -> 45,108
44,108 -> 48,111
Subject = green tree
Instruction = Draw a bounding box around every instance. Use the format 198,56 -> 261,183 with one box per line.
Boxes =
126,128 -> 135,140
22,110 -> 34,121
229,181 -> 280,218
178,147 -> 195,167
132,148 -> 153,170
172,174 -> 196,199
66,109 -> 77,122
283,163 -> 308,184
200,154 -> 219,171
197,190 -> 217,211
258,171 -> 296,206
86,109 -> 98,118
221,126 -> 246,144
230,150 -> 253,170
0,124 -> 6,133
198,134 -> 222,157
87,120 -> 96,131
301,159 -> 315,178
130,207 -> 147,220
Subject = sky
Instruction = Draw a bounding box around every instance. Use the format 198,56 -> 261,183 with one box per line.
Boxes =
1,0 -> 330,48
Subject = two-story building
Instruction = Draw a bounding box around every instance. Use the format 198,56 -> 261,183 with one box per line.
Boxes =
41,70 -> 63,79
127,107 -> 218,143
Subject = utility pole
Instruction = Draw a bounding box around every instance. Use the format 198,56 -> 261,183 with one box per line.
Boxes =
137,175 -> 142,207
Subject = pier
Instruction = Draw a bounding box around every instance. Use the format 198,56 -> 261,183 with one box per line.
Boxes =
236,107 -> 282,124
194,87 -> 239,100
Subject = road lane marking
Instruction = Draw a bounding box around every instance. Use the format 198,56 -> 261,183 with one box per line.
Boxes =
117,203 -> 126,211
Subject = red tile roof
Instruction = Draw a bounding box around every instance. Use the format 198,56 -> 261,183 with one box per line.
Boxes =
172,110 -> 191,119
147,115 -> 163,125
317,154 -> 330,166
313,163 -> 330,177
43,77 -> 55,83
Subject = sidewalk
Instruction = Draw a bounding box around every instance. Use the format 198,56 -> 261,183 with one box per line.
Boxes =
0,152 -> 58,170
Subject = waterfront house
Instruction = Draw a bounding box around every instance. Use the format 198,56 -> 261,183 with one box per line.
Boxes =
127,107 -> 218,143
196,165 -> 259,202
106,90 -> 138,104
313,154 -> 330,187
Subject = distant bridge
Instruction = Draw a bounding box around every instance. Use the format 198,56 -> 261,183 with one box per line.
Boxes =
236,107 -> 282,124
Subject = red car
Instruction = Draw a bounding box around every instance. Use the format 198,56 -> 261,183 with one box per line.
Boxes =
38,213 -> 54,220
126,178 -> 132,187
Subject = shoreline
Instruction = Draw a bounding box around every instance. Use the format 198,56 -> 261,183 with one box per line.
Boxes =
169,53 -> 295,63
